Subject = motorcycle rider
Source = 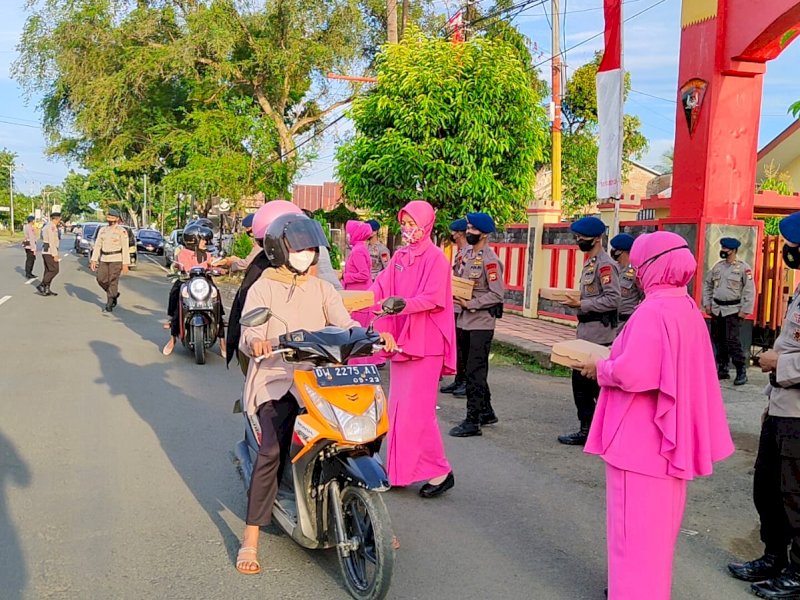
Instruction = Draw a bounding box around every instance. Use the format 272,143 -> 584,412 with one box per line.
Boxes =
235,212 -> 397,575
162,224 -> 226,357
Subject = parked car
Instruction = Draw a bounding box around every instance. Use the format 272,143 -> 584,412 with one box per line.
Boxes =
74,222 -> 103,256
164,229 -> 183,268
87,225 -> 138,268
136,229 -> 165,255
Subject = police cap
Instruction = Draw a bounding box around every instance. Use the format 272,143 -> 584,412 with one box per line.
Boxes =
780,212 -> 800,244
610,233 -> 635,252
107,209 -> 121,218
570,216 -> 605,238
26,215 -> 35,222
720,237 -> 741,250
241,213 -> 255,228
466,212 -> 496,234
366,219 -> 381,232
449,218 -> 467,232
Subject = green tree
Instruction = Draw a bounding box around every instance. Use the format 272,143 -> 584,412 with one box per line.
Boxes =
62,172 -> 104,221
655,147 -> 674,175
336,30 -> 548,230
558,52 -> 649,214
759,160 -> 795,195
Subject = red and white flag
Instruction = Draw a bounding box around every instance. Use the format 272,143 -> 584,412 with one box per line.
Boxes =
596,0 -> 624,199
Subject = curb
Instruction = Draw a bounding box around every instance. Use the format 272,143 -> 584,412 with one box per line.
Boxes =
493,334 -> 554,369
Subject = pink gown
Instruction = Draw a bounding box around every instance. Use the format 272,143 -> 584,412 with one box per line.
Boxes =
343,221 -> 382,366
584,232 -> 734,600
371,201 -> 456,486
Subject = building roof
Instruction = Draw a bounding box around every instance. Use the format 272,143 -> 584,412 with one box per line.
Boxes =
758,120 -> 800,163
291,182 -> 343,212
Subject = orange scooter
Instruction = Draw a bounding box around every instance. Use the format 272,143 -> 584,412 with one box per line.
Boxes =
233,297 -> 405,600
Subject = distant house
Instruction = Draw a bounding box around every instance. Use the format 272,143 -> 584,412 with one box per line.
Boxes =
757,119 -> 800,192
291,182 -> 343,212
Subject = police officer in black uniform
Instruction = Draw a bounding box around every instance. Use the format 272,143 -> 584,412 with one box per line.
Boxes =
728,212 -> 800,599
610,233 -> 644,327
441,218 -> 470,396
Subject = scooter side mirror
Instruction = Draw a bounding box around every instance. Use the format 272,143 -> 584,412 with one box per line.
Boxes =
381,296 -> 406,315
241,307 -> 273,328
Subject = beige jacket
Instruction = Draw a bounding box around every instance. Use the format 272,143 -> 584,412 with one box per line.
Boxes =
240,268 -> 358,415
90,225 -> 131,265
41,222 -> 60,257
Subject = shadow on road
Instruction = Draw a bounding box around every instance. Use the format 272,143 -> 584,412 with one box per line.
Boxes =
88,340 -> 242,565
0,429 -> 31,600
64,282 -> 103,308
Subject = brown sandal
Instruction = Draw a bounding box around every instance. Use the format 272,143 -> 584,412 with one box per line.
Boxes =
236,546 -> 261,575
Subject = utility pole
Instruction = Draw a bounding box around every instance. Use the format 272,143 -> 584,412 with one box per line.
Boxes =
551,0 -> 562,209
463,0 -> 477,41
143,174 -> 148,229
2,164 -> 14,233
387,0 -> 398,43
400,0 -> 410,40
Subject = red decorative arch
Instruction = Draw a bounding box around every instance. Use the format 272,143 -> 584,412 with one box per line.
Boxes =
726,1 -> 800,63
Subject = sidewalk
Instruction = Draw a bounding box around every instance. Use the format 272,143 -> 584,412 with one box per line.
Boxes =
494,313 -> 575,368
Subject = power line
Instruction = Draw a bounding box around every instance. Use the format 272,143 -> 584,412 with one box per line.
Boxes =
0,119 -> 41,130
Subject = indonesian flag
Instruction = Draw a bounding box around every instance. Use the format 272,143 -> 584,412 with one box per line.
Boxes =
596,0 -> 624,199
447,10 -> 465,43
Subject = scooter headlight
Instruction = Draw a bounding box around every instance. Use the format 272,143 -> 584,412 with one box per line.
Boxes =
303,384 -> 379,444
188,277 -> 211,300
341,417 -> 377,444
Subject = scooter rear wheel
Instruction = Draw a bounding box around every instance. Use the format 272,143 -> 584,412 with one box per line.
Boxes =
337,486 -> 395,600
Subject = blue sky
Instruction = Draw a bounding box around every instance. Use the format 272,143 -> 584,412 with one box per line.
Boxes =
1,0 -> 798,193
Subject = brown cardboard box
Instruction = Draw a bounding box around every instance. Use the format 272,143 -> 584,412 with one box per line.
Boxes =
540,288 -> 581,303
452,276 -> 475,301
339,290 -> 375,312
550,339 -> 611,370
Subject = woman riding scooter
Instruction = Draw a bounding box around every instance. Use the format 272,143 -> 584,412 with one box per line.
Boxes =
235,211 -> 397,575
162,224 -> 226,356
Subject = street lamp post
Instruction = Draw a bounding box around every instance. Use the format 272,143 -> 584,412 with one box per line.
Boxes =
2,164 -> 14,234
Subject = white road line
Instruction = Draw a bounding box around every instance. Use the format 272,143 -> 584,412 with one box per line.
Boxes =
0,296 -> 11,307
25,278 -> 36,285
143,254 -> 170,274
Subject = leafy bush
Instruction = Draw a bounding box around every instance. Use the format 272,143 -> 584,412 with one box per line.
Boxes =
230,231 -> 253,259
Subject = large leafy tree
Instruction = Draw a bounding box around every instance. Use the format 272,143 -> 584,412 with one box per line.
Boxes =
336,30 -> 549,230
559,52 -> 649,215
13,0 -> 410,205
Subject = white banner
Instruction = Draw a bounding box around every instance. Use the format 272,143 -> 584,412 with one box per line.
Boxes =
596,68 -> 624,199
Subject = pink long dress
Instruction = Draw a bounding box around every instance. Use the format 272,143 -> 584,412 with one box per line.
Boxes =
584,232 -> 734,600
343,220 -> 383,366
371,201 -> 456,486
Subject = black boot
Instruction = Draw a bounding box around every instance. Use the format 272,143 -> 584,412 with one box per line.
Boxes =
419,472 -> 454,498
449,418 -> 482,437
480,411 -> 499,426
35,284 -> 47,296
734,364 -> 748,386
112,293 -> 119,308
558,424 -> 590,446
751,568 -> 800,599
452,383 -> 467,397
440,381 -> 463,394
46,285 -> 58,296
729,554 -> 788,583
25,272 -> 34,279
718,365 -> 731,380
103,299 -> 114,313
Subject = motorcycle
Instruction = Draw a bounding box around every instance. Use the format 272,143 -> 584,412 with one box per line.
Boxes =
233,297 -> 406,600
168,265 -> 224,365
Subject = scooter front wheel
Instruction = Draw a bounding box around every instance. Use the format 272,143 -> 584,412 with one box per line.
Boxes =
193,324 -> 206,365
337,486 -> 395,600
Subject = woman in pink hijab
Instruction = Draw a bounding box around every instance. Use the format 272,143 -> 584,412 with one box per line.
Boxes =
578,231 -> 735,600
344,220 -> 384,366
371,200 -> 456,498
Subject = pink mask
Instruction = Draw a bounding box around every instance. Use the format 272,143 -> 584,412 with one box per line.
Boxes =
401,225 -> 422,245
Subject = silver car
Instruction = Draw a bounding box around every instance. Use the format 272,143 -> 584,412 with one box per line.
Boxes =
74,222 -> 103,256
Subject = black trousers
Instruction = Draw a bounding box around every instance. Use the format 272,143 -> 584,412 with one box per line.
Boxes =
246,393 -> 300,526
712,313 -> 746,368
24,250 -> 35,277
462,329 -> 495,422
754,416 -> 800,565
572,370 -> 601,426
41,255 -> 59,286
97,261 -> 123,301
166,279 -> 224,338
455,322 -> 468,385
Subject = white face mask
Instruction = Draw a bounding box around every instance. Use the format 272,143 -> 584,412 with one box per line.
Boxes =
288,249 -> 316,273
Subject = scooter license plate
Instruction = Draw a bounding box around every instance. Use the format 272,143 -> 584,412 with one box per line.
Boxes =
313,365 -> 381,387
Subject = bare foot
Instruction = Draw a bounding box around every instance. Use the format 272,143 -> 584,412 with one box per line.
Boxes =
162,321 -> 170,330
220,339 -> 227,358
392,536 -> 400,550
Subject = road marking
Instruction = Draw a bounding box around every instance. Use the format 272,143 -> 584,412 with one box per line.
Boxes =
0,296 -> 11,307
25,278 -> 36,285
143,254 -> 170,274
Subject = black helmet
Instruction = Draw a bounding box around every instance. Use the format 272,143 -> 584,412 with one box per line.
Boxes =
182,225 -> 213,250
262,213 -> 329,272
188,218 -> 213,230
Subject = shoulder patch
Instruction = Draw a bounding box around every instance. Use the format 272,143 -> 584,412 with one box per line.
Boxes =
599,265 -> 612,276
746,268 -> 753,280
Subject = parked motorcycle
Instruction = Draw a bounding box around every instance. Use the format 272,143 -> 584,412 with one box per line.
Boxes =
233,297 -> 406,600
168,266 -> 224,365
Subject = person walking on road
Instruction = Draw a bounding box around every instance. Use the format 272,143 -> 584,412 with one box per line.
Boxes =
577,231 -> 734,600
37,212 -> 62,297
727,211 -> 800,599
449,213 -> 505,438
367,219 -> 391,280
370,200 -> 456,498
90,209 -> 130,312
558,216 -> 621,446
440,218 -> 470,396
702,237 -> 755,385
22,216 -> 37,280
609,233 -> 644,328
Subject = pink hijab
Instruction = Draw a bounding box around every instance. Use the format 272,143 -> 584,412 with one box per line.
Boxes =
371,200 -> 456,374
346,220 -> 373,247
585,231 -> 734,479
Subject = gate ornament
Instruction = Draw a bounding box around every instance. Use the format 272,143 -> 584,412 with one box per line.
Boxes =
680,78 -> 708,137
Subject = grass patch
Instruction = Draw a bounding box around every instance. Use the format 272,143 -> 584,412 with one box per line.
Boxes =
490,343 -> 572,377
0,231 -> 23,243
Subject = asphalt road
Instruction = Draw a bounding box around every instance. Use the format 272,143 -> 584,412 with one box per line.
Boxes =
0,236 -> 771,599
